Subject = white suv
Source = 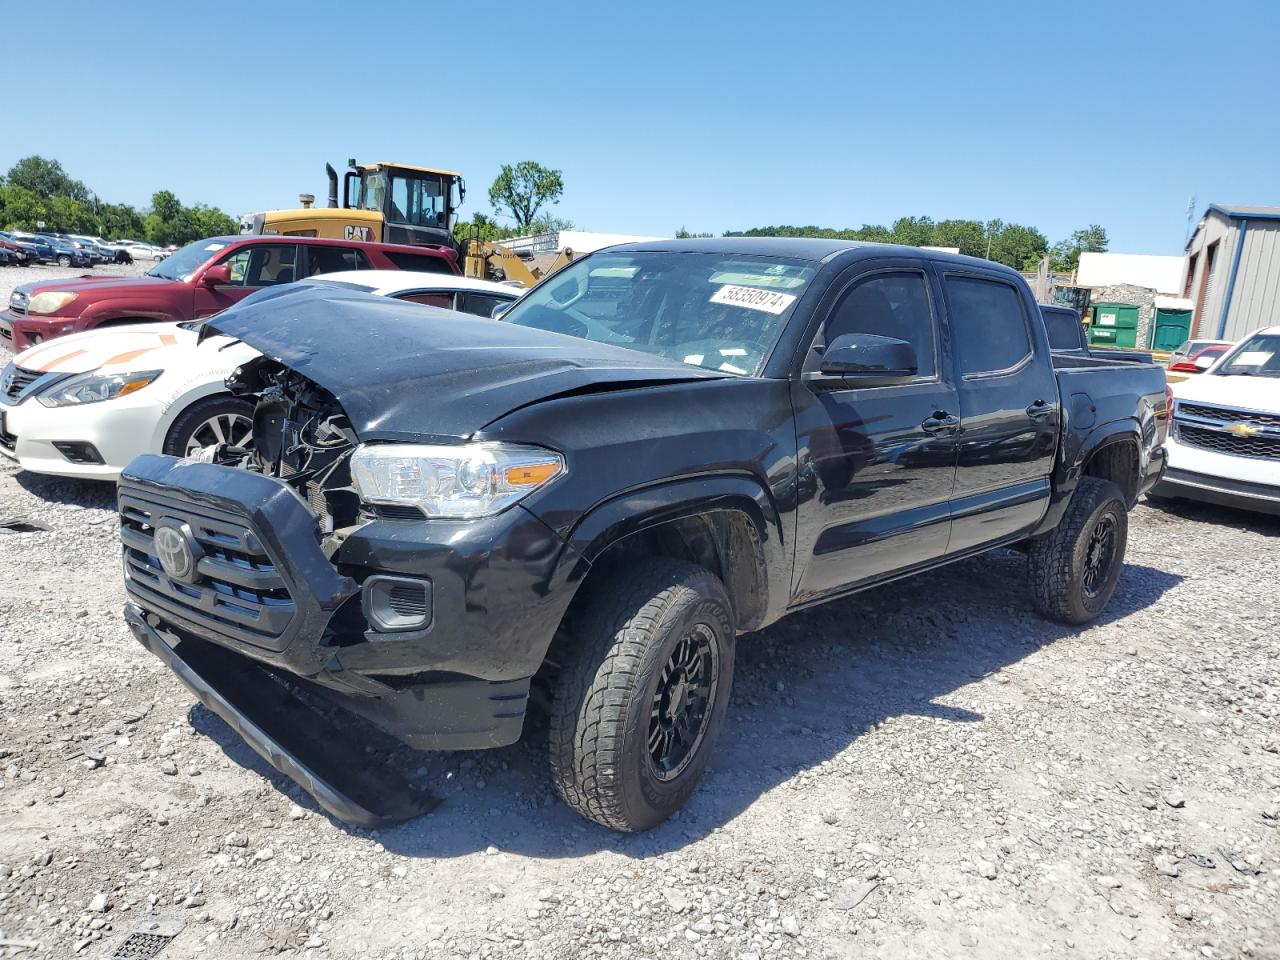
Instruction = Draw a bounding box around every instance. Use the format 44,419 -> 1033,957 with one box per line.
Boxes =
1153,326 -> 1280,515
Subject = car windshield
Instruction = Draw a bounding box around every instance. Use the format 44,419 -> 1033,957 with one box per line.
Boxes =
1212,332 -> 1280,378
147,238 -> 232,281
500,251 -> 817,376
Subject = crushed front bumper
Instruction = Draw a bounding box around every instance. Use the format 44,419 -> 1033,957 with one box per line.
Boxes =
125,602 -> 437,827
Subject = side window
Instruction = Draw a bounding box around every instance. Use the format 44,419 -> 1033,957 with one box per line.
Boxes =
456,293 -> 513,318
820,271 -> 937,379
394,291 -> 452,308
307,246 -> 371,276
384,252 -> 452,274
218,245 -> 299,287
946,276 -> 1032,375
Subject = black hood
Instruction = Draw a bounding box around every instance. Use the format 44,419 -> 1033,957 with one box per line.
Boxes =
205,282 -> 726,441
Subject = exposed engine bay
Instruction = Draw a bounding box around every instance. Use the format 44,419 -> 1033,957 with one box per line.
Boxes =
197,357 -> 363,538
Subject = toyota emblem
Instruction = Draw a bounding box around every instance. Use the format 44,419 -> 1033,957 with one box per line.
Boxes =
154,521 -> 200,583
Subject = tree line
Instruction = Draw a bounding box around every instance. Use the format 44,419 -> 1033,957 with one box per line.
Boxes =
721,218 -> 1108,273
0,155 -> 238,246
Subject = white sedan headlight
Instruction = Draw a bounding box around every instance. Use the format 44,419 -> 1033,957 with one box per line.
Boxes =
350,442 -> 565,519
37,369 -> 162,407
26,292 -> 79,315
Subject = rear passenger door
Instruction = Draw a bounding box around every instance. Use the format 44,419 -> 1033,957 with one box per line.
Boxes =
791,261 -> 960,601
302,245 -> 372,278
941,270 -> 1059,553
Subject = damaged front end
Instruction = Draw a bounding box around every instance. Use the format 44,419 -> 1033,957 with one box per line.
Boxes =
120,359 -> 580,826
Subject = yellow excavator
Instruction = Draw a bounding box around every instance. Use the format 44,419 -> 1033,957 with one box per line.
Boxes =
242,160 -> 576,286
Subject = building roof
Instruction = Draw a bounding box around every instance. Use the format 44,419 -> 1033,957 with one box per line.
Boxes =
1075,252 -> 1185,295
1208,203 -> 1280,220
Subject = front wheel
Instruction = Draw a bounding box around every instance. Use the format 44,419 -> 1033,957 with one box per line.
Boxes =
549,559 -> 735,832
57,254 -> 71,267
163,396 -> 255,458
1028,476 -> 1128,624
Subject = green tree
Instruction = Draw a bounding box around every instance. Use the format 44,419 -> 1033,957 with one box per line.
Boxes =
192,204 -> 237,238
889,215 -> 936,247
675,226 -> 715,239
4,155 -> 90,202
46,195 -> 96,233
932,219 -> 988,257
150,190 -> 183,224
1050,224 -> 1109,273
0,184 -> 49,230
96,202 -> 147,240
988,223 -> 1049,271
488,161 -> 565,232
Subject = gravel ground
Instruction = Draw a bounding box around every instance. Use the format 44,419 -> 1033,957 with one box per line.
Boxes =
0,460 -> 1278,959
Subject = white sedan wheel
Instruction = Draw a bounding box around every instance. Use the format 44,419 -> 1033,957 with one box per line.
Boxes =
183,412 -> 253,456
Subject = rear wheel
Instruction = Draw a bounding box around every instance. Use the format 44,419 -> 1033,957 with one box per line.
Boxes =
163,396 -> 255,458
1028,476 -> 1128,624
549,559 -> 735,832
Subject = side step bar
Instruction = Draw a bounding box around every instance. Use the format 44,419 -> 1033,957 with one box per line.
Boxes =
125,603 -> 438,828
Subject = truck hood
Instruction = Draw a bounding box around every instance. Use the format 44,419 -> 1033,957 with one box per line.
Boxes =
14,322 -> 200,375
15,274 -> 177,302
205,283 -> 728,441
1172,372 -> 1280,413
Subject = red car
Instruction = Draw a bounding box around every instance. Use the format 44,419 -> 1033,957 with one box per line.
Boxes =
1,235 -> 458,351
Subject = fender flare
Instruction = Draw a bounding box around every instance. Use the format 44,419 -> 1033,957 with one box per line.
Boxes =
1033,418 -> 1142,536
549,473 -> 789,631
79,304 -> 178,329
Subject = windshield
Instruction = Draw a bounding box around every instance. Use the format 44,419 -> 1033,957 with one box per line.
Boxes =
388,174 -> 446,228
147,238 -> 231,281
1212,332 -> 1280,378
500,251 -> 817,376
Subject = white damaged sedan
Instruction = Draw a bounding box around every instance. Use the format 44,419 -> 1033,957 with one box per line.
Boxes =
0,271 -> 521,480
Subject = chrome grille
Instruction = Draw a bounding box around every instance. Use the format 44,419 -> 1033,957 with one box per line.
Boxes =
1177,425 -> 1280,460
1177,402 -> 1280,428
2,363 -> 41,401
119,488 -> 296,648
9,292 -> 28,316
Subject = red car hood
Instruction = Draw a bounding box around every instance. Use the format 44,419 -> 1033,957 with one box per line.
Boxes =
15,274 -> 179,300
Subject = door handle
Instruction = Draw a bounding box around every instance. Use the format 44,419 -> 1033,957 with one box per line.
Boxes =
921,412 -> 960,434
1025,400 -> 1054,420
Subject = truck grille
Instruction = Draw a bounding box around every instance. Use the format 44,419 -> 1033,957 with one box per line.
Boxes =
9,292 -> 28,316
119,487 -> 296,649
2,364 -> 41,401
1174,401 -> 1280,461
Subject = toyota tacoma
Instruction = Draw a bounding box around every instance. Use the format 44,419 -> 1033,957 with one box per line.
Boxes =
118,238 -> 1169,832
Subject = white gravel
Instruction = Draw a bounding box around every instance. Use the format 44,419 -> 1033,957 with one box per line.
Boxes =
0,453 -> 1278,958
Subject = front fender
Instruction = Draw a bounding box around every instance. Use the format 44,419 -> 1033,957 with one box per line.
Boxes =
79,302 -> 178,329
550,473 -> 791,630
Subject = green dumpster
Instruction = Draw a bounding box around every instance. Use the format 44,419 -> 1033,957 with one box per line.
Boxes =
1152,309 -> 1192,351
1089,304 -> 1139,349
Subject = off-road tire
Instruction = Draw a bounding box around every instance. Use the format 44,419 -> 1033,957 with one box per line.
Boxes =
549,559 -> 735,832
1029,476 -> 1128,625
162,396 -> 255,457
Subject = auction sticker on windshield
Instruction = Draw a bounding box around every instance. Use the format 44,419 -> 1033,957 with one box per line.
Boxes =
711,284 -> 797,315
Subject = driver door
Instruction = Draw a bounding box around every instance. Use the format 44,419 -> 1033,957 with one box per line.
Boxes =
790,262 -> 960,602
193,243 -> 301,317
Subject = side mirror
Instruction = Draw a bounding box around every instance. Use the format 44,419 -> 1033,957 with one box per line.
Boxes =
491,302 -> 512,320
201,264 -> 232,287
1193,353 -> 1216,371
815,333 -> 918,386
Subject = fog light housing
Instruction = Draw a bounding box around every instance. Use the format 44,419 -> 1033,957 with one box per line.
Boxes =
52,441 -> 104,464
362,575 -> 432,634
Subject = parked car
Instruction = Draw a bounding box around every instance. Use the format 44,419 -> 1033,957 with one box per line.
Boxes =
85,236 -> 134,263
0,234 -> 458,350
1151,326 -> 1280,515
1041,304 -> 1154,363
6,232 -> 57,263
0,272 -> 518,480
116,238 -> 1169,831
34,234 -> 93,269
0,234 -> 36,266
1166,340 -> 1233,381
68,235 -> 113,264
119,240 -> 164,261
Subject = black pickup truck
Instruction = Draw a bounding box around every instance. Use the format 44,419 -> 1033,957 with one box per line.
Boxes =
1041,303 -> 1155,364
118,239 -> 1169,832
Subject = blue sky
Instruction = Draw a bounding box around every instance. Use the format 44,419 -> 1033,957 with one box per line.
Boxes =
5,0 -> 1276,254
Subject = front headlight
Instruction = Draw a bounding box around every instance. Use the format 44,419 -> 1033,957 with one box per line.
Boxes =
350,442 -> 565,519
26,292 -> 79,315
37,369 -> 162,407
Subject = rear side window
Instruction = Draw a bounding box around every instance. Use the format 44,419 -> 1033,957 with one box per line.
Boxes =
307,245 -> 371,276
1041,308 -> 1083,351
395,292 -> 452,308
946,276 -> 1032,375
385,252 -> 452,274
822,271 -> 937,379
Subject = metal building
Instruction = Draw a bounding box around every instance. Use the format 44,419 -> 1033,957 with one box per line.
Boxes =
1183,203 -> 1280,340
